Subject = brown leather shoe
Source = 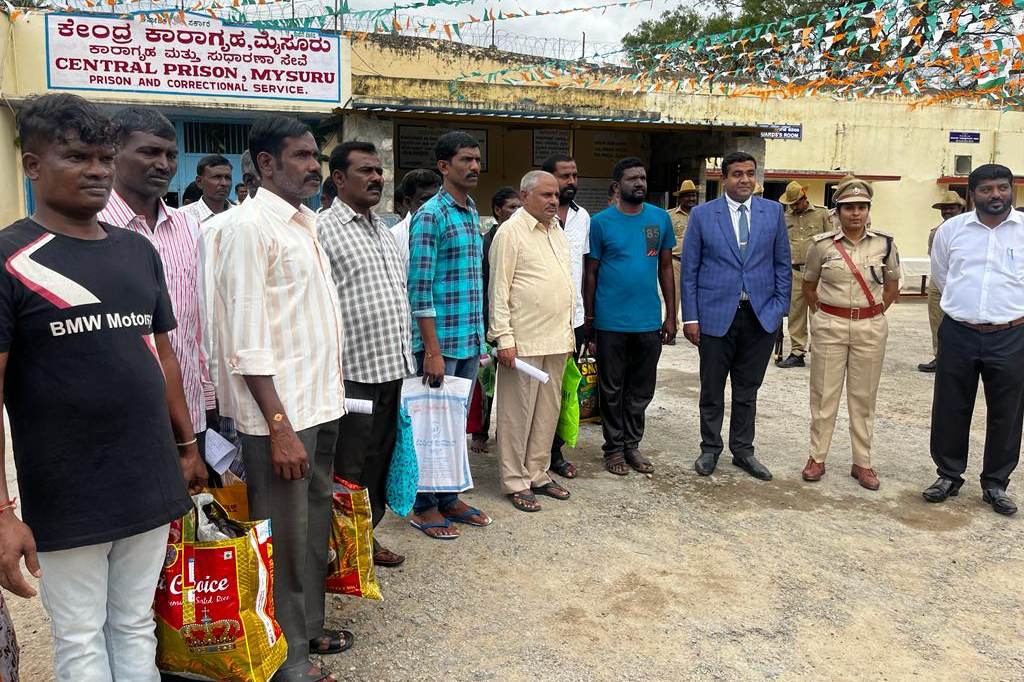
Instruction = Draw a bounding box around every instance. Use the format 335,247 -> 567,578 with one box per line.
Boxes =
802,458 -> 826,481
851,465 -> 880,490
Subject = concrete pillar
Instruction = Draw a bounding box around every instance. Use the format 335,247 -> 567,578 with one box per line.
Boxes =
341,114 -> 397,213
722,134 -> 767,185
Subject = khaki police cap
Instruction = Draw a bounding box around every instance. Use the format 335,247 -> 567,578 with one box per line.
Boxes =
778,181 -> 808,205
834,179 -> 873,204
838,173 -> 857,184
931,190 -> 966,209
672,179 -> 699,196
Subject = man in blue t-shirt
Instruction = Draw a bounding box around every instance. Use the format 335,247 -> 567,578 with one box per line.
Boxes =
583,157 -> 676,476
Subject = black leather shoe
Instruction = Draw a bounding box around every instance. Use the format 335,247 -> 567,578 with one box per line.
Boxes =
922,477 -> 962,502
732,456 -> 773,481
775,353 -> 805,368
918,359 -> 937,373
982,488 -> 1018,515
694,452 -> 720,476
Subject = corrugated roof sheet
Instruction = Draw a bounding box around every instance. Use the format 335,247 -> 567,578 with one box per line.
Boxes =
349,99 -> 775,130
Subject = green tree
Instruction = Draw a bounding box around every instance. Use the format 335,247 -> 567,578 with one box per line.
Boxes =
621,1 -> 847,67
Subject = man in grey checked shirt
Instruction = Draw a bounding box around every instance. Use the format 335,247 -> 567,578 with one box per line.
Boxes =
317,141 -> 415,567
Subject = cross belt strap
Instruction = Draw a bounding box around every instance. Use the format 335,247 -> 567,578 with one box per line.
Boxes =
832,240 -> 877,308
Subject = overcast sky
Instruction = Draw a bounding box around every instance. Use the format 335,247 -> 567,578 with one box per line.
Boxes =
349,0 -> 668,56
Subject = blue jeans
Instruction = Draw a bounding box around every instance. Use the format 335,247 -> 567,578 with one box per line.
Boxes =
412,352 -> 479,515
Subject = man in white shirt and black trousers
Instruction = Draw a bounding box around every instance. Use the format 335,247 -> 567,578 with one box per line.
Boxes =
211,116 -> 350,682
924,164 -> 1024,515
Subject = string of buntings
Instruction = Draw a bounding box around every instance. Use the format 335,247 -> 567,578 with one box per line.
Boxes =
4,0 -> 674,37
446,0 -> 1024,107
3,0 -> 1023,106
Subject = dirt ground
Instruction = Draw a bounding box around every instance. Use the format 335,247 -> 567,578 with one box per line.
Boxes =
8,300 -> 1024,682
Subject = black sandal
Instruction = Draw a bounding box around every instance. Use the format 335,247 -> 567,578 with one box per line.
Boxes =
551,459 -> 578,478
532,482 -> 570,500
309,630 -> 354,655
509,490 -> 541,512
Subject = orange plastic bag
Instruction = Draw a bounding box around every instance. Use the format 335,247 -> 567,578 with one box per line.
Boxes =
154,502 -> 286,681
325,478 -> 382,600
206,484 -> 249,521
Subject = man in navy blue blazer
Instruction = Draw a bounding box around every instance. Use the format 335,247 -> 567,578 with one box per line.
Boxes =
680,151 -> 791,480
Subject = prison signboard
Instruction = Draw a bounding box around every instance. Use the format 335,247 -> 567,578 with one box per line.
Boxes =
45,12 -> 343,103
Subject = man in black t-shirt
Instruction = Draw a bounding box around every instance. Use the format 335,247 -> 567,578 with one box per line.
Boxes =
0,94 -> 206,681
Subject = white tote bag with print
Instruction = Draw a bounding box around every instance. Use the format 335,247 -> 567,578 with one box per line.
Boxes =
400,376 -> 475,493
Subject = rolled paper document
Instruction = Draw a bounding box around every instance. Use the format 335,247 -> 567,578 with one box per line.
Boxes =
486,348 -> 549,383
345,398 -> 374,414
513,357 -> 550,383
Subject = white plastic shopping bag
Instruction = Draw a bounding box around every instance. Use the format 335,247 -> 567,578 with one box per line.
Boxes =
400,376 -> 474,493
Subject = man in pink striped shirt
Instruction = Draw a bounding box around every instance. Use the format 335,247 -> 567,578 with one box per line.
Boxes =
98,109 -> 212,460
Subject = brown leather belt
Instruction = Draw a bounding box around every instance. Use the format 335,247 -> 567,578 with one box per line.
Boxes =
819,303 -> 884,320
955,316 -> 1024,333
792,263 -> 804,272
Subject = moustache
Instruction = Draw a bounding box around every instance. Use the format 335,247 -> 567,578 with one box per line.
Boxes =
367,183 -> 383,192
305,173 -> 323,184
148,173 -> 170,182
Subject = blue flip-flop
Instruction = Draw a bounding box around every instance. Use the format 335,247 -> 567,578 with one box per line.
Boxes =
443,506 -> 493,527
408,518 -> 459,540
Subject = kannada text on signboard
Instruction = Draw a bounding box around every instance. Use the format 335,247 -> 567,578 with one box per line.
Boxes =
46,13 -> 342,103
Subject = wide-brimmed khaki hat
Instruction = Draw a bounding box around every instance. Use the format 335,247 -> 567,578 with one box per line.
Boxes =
672,179 -> 699,196
834,179 -> 873,204
931,190 -> 966,209
778,180 -> 808,205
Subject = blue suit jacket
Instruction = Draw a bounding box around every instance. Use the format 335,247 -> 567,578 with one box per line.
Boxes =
680,195 -> 792,337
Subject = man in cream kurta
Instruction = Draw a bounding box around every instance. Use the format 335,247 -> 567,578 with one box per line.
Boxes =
489,172 -> 576,510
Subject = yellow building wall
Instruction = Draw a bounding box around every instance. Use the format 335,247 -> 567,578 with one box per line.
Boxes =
354,38 -> 1024,257
653,92 -> 1024,255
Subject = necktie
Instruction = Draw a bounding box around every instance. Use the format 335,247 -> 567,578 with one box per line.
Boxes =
738,204 -> 750,262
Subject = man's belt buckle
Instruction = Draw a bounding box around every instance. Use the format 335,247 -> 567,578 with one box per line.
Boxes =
849,308 -> 862,320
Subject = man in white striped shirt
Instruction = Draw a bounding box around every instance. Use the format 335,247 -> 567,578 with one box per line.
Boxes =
180,153 -> 235,224
210,116 -> 348,682
98,109 -> 211,454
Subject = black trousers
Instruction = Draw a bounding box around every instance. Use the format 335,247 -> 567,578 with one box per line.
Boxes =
595,329 -> 662,456
697,303 -> 777,460
931,316 -> 1024,489
334,378 -> 402,530
551,325 -> 587,463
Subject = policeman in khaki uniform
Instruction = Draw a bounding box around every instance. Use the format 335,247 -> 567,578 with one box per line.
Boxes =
800,179 -> 901,490
668,180 -> 698,326
777,181 -> 832,368
917,190 -> 966,373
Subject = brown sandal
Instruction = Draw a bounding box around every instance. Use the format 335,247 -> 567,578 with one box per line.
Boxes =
373,547 -> 406,567
605,453 -> 630,476
625,450 -> 655,474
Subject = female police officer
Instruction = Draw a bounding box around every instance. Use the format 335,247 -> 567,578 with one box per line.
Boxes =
800,179 -> 901,490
